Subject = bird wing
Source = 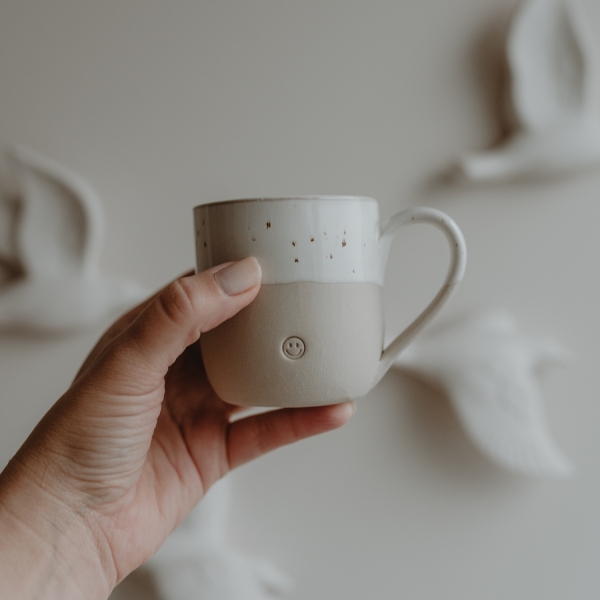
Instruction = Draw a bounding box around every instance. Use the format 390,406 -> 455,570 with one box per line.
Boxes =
11,146 -> 105,279
397,310 -> 573,477
508,0 -> 596,132
144,545 -> 294,600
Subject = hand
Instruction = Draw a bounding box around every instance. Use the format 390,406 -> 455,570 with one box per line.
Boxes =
0,257 -> 354,599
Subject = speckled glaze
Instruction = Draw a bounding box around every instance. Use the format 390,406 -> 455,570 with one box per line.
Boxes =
194,197 -> 467,407
195,197 -> 384,284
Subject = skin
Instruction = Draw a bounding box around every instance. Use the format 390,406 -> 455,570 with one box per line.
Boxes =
0,259 -> 354,599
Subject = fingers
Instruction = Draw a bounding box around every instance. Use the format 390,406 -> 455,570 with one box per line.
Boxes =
96,258 -> 261,391
226,402 -> 355,469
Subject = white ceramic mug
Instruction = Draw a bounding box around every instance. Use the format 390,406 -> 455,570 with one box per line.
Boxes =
194,196 -> 466,407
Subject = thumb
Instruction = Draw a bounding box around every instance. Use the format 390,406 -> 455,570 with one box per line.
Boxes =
93,257 -> 261,392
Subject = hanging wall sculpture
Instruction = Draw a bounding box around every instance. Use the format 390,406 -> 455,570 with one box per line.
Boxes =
459,0 -> 600,181
395,310 -> 572,477
127,478 -> 293,600
0,147 -> 146,333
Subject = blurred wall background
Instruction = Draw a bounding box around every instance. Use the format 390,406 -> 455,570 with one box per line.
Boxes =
1,1 -> 599,598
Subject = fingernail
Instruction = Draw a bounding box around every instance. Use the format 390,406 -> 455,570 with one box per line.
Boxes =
215,257 -> 262,296
350,401 -> 357,414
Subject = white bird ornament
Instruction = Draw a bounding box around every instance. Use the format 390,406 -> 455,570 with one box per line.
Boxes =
460,0 -> 600,181
395,310 -> 573,477
112,478 -> 293,600
0,147 -> 146,333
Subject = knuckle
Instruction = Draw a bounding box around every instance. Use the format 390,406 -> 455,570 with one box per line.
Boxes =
308,406 -> 343,432
286,410 -> 304,442
255,413 -> 280,453
158,279 -> 197,325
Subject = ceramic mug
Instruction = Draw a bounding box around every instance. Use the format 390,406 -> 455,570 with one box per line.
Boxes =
194,196 -> 466,407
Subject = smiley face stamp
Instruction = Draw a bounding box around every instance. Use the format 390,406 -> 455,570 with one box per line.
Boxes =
283,336 -> 305,359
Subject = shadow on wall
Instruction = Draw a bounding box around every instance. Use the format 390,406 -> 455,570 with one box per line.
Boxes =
469,5 -> 514,151
110,570 -> 158,600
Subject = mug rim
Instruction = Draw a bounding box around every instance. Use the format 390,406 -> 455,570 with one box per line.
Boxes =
194,195 -> 377,209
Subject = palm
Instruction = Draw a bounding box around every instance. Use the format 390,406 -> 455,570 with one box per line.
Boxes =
94,345 -> 237,579
151,344 -> 237,514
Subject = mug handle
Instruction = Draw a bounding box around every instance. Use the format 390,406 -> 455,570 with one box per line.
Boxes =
378,207 -> 467,373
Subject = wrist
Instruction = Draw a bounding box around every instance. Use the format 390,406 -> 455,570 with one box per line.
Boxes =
0,455 -> 116,600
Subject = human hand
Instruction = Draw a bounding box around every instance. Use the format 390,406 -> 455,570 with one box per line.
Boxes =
0,257 -> 354,599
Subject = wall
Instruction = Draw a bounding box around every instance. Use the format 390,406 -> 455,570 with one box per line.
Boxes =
1,1 -> 599,598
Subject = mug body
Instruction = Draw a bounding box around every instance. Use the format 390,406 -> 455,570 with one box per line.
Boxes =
194,196 -> 387,407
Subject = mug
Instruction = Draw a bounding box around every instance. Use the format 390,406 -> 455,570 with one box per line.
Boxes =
194,196 -> 466,407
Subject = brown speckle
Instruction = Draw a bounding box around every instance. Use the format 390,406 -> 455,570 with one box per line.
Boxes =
310,237 -> 315,242
292,241 -> 296,246
342,239 -> 346,247
252,237 -> 256,242
267,221 -> 271,229
203,242 -> 207,248
323,231 -> 326,235
344,230 -> 346,235
353,269 -> 355,273
330,254 -> 333,259
294,258 -> 299,263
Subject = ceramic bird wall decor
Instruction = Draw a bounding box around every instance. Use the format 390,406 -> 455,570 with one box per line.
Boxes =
395,310 -> 573,477
0,146 -> 147,333
459,0 -> 600,181
114,477 -> 293,600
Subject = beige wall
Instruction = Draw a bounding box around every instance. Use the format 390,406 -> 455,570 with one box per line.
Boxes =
1,1 -> 599,598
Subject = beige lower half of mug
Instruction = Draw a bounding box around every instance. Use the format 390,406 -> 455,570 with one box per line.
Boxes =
201,282 -> 385,407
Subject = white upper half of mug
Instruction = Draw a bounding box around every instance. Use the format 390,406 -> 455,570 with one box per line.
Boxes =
194,196 -> 390,285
